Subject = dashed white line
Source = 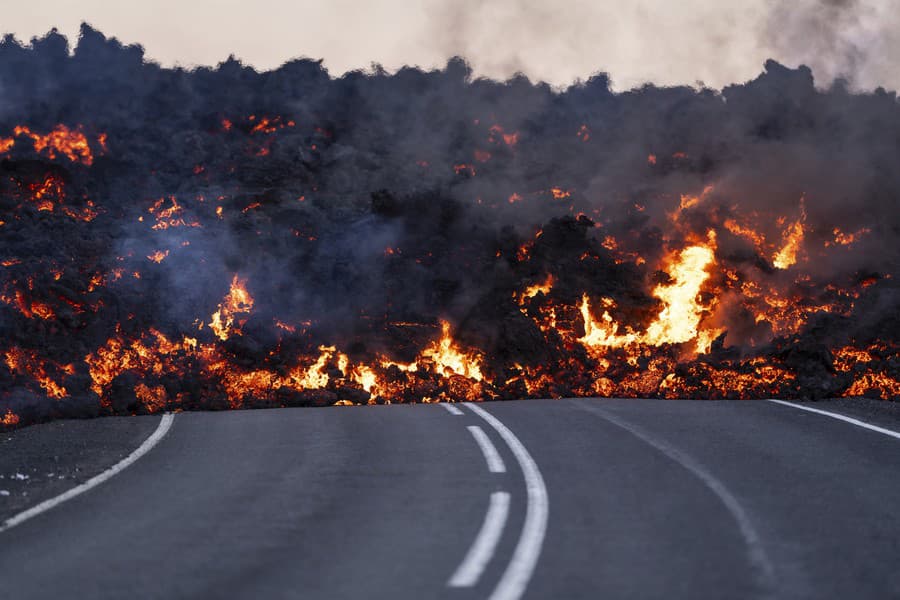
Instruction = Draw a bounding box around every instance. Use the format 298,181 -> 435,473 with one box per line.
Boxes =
441,403 -> 465,415
467,425 -> 507,473
466,403 -> 548,600
448,491 -> 511,588
0,412 -> 175,534
769,400 -> 900,441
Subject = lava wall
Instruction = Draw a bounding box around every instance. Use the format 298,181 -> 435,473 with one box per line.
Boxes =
1,25 -> 898,429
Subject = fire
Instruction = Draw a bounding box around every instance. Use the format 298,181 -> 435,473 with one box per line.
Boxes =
578,295 -> 639,349
207,275 -> 254,341
284,346 -> 336,390
420,320 -> 484,381
579,234 -> 717,353
517,274 -> 554,307
773,203 -> 806,269
724,218 -> 767,252
147,250 -> 169,263
643,236 -> 717,347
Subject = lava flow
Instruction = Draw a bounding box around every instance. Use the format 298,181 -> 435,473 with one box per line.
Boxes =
2,26 -> 898,430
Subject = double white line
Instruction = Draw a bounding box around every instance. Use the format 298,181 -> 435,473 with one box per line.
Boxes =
443,403 -> 549,600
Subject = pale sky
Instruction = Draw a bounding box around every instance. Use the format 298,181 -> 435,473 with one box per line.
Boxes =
3,0 -> 899,90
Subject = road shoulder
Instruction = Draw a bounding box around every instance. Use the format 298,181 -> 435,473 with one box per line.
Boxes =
0,414 -> 162,522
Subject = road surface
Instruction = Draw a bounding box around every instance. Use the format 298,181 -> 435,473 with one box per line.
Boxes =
1,398 -> 899,599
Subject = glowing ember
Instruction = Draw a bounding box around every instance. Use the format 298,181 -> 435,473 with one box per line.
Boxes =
2,409 -> 19,427
6,125 -> 100,165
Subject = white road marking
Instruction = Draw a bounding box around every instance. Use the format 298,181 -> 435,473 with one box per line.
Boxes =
467,425 -> 507,473
578,403 -> 775,594
769,400 -> 900,440
441,403 -> 464,415
0,412 -> 175,533
448,491 -> 511,587
466,403 -> 548,600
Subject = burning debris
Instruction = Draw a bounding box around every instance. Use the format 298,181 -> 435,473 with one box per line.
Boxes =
1,25 -> 899,429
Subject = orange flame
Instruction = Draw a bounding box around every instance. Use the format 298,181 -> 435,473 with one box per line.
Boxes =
208,275 -> 254,341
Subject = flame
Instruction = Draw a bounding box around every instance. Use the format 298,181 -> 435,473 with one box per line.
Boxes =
724,218 -> 767,253
517,274 -> 554,307
578,295 -> 639,348
420,320 -> 484,381
773,202 -> 806,269
644,236 -> 717,347
208,275 -> 254,341
579,233 -> 717,354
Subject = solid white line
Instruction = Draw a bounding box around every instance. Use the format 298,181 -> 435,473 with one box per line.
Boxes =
769,400 -> 900,440
466,403 -> 548,600
0,412 -> 175,533
578,403 -> 775,593
441,403 -> 465,415
448,491 -> 511,587
467,426 -> 507,473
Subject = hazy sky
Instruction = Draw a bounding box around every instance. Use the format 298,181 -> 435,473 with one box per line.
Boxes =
4,0 -> 899,90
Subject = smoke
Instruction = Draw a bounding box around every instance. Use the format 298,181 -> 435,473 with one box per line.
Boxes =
763,0 -> 900,89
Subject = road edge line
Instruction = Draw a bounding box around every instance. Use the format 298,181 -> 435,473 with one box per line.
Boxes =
0,412 -> 175,533
466,403 -> 548,600
768,400 -> 900,440
577,402 -> 776,594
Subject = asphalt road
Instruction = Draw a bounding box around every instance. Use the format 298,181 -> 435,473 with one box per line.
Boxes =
1,398 -> 899,599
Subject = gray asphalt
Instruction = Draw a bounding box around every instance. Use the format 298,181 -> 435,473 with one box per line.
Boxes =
1,398 -> 899,599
